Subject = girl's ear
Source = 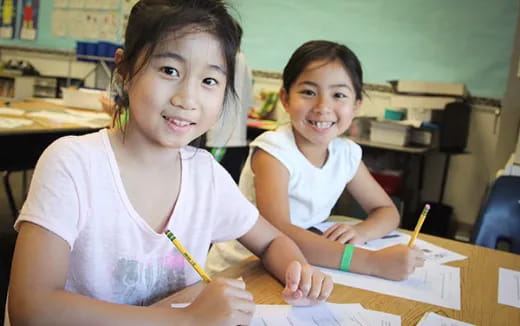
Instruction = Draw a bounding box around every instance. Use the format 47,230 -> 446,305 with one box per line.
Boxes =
115,48 -> 124,64
279,87 -> 290,112
353,99 -> 362,114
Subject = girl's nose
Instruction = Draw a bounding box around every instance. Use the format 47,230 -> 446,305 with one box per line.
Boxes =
313,95 -> 331,114
170,80 -> 196,110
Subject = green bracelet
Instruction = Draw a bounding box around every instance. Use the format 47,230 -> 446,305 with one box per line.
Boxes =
340,245 -> 355,271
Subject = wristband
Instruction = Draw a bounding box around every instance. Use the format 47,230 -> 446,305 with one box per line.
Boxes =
340,244 -> 355,271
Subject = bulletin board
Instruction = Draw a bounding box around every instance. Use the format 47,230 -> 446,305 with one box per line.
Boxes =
0,0 -> 139,50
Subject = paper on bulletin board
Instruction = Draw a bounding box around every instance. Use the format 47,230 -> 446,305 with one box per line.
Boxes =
53,0 -> 68,8
0,0 -> 17,39
99,11 -> 118,41
19,0 -> 39,40
66,9 -> 85,38
84,0 -> 103,10
68,0 -> 84,9
101,0 -> 119,10
51,9 -> 66,37
83,11 -> 100,39
123,0 -> 139,13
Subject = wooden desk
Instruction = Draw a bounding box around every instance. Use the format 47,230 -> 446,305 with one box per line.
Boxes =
0,99 -> 110,217
154,233 -> 520,326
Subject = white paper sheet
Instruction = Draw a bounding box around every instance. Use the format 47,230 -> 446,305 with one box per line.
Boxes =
416,312 -> 474,326
318,263 -> 461,310
251,303 -> 400,326
312,222 -> 467,264
171,302 -> 400,326
0,117 -> 33,128
0,107 -> 25,115
498,268 -> 520,308
26,110 -> 109,128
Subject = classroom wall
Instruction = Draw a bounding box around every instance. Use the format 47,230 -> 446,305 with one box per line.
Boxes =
232,0 -> 518,99
1,1 -> 516,98
495,8 -> 520,174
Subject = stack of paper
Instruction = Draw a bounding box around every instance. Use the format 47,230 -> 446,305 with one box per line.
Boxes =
0,117 -> 33,128
172,302 -> 400,325
498,268 -> 520,308
26,109 -> 110,128
417,312 -> 474,326
318,263 -> 461,310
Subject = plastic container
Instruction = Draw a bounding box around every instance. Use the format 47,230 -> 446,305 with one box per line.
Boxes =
62,87 -> 104,111
384,108 -> 405,121
76,41 -> 98,62
97,41 -> 121,58
370,121 -> 410,146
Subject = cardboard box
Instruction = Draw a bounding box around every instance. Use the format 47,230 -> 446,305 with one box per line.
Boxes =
389,80 -> 467,97
391,94 -> 458,109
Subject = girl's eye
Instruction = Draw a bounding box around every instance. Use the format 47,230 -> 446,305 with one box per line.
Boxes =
299,89 -> 316,96
203,78 -> 218,86
161,66 -> 179,77
334,92 -> 347,98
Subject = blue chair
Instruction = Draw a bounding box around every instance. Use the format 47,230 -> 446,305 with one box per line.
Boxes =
471,176 -> 520,254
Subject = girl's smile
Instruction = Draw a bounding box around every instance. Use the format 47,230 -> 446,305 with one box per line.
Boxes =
307,119 -> 336,132
162,114 -> 196,133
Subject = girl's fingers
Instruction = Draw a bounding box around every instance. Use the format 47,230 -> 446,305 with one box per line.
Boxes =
319,275 -> 334,300
230,308 -> 255,326
285,261 -> 302,292
230,296 -> 256,315
308,272 -> 324,300
217,277 -> 247,290
298,265 -> 313,297
337,230 -> 355,244
323,224 -> 340,238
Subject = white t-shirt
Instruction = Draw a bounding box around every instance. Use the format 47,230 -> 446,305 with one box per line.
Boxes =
240,124 -> 362,228
205,52 -> 253,147
14,129 -> 258,306
206,124 -> 362,273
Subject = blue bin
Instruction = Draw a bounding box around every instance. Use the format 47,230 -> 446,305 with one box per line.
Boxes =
97,41 -> 121,58
76,41 -> 97,62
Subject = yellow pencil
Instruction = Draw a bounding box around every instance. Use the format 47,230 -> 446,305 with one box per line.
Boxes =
408,204 -> 431,247
165,229 -> 212,283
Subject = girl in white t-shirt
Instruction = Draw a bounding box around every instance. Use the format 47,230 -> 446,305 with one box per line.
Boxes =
7,2 -> 333,325
210,40 -> 425,281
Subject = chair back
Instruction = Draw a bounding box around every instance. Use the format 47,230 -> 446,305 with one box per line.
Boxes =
471,176 -> 520,253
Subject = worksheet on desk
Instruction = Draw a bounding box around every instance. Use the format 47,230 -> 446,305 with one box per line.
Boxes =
312,222 -> 466,264
0,117 -> 33,128
318,263 -> 461,310
416,312 -> 474,326
171,302 -> 400,325
250,303 -> 400,326
498,268 -> 520,308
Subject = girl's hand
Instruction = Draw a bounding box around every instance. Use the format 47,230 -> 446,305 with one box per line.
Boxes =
322,223 -> 367,245
186,278 -> 255,326
282,261 -> 334,306
368,244 -> 425,281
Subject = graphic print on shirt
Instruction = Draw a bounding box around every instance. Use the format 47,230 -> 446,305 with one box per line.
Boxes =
111,253 -> 186,305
